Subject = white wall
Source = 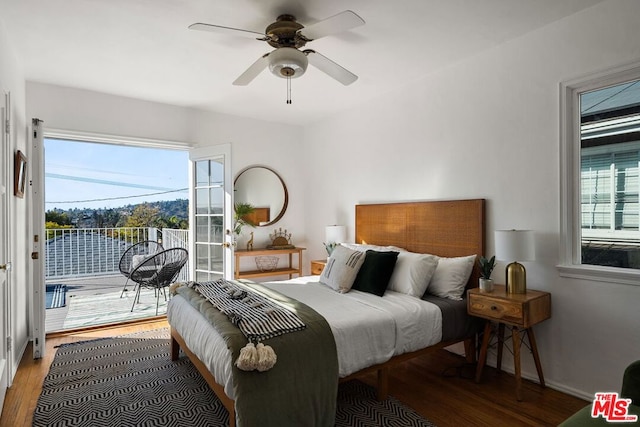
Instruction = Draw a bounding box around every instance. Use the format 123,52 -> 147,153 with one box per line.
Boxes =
0,19 -> 29,383
303,0 -> 640,399
188,107 -> 307,256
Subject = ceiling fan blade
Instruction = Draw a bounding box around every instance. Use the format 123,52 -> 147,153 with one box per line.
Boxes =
305,50 -> 357,85
299,10 -> 365,41
188,23 -> 265,40
233,53 -> 270,86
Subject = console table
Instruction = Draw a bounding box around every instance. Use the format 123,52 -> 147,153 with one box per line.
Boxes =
234,247 -> 305,280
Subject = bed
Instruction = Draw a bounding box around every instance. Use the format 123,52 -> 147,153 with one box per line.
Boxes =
168,198 -> 485,427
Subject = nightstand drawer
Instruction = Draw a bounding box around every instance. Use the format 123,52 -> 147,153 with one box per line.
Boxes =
468,294 -> 524,325
310,260 -> 326,275
467,286 -> 551,328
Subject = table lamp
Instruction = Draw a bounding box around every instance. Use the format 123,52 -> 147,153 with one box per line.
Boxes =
495,230 -> 535,294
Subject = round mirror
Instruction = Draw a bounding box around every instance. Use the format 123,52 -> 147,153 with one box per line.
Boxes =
234,166 -> 288,227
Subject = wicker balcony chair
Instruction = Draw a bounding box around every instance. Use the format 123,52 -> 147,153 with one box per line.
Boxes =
118,240 -> 164,298
129,247 -> 189,315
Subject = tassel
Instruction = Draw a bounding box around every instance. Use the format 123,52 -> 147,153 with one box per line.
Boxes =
236,342 -> 258,371
169,282 -> 183,295
256,343 -> 277,372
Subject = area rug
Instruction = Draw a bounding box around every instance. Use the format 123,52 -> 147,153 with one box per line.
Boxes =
33,329 -> 436,427
63,288 -> 168,329
45,284 -> 67,309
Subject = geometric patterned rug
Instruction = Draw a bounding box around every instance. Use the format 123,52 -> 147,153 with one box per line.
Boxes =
33,329 -> 436,427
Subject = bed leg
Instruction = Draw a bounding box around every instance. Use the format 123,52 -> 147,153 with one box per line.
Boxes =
170,331 -> 180,361
464,337 -> 476,364
377,367 -> 389,401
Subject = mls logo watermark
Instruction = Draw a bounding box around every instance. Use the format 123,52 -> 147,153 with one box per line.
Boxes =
592,392 -> 638,422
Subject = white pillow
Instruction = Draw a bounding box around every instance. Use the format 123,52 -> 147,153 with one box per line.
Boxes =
130,254 -> 148,272
427,255 -> 477,300
387,252 -> 439,297
319,245 -> 366,293
340,243 -> 406,253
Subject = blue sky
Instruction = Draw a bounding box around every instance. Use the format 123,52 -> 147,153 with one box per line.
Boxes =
45,138 -> 189,210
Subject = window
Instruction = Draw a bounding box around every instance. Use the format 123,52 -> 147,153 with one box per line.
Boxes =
560,62 -> 640,284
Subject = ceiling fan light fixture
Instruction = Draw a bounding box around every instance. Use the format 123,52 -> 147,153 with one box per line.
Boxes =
268,47 -> 308,79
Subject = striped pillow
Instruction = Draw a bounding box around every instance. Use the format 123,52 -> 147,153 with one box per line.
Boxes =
319,245 -> 365,293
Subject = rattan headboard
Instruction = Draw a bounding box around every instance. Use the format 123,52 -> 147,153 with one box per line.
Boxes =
355,199 -> 486,289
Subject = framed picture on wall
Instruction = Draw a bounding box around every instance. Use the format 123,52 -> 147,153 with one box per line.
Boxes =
14,150 -> 27,198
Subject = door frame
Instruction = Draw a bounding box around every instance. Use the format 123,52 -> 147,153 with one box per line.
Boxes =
31,119 -> 45,358
0,92 -> 12,411
30,127 -> 193,349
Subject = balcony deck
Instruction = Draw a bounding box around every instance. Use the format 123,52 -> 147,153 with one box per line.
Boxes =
45,274 -> 168,333
43,227 -> 189,332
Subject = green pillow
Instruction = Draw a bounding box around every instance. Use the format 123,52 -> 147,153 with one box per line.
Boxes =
352,250 -> 399,296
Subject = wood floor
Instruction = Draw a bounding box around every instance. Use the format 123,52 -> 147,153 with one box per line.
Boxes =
1,319 -> 588,427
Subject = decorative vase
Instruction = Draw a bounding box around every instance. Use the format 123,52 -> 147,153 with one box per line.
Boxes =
479,278 -> 494,292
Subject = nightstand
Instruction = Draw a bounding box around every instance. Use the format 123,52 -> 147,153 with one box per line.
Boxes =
310,259 -> 327,275
467,285 -> 551,401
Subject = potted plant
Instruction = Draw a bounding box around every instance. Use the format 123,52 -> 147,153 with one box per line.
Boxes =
478,255 -> 495,292
233,202 -> 256,245
323,242 -> 339,258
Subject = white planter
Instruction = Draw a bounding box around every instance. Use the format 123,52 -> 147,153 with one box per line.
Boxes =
479,278 -> 494,292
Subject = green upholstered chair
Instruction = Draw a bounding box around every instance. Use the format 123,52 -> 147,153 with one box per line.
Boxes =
559,360 -> 640,426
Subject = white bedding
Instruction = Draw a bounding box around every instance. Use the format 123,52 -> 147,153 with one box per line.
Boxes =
166,275 -> 443,399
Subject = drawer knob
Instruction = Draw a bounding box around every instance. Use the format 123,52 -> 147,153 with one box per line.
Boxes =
491,305 -> 498,311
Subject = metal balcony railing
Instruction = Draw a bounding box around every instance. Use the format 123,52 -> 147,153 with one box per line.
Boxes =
45,227 -> 190,280
162,228 -> 190,282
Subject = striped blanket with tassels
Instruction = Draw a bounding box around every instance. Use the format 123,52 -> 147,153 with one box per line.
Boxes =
193,279 -> 306,342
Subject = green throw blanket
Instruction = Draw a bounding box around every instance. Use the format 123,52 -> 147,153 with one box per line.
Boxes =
176,281 -> 339,427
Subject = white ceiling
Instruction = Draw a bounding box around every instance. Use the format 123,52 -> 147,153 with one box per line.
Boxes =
1,0 -> 605,126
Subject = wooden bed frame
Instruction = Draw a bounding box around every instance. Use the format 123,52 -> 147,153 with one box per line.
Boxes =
170,198 -> 485,427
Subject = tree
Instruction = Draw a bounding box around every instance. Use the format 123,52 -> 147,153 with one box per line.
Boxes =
102,209 -> 121,228
45,210 -> 71,226
45,221 -> 73,239
124,203 -> 163,228
159,215 -> 188,230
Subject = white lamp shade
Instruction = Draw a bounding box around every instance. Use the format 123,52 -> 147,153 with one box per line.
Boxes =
269,47 -> 308,79
495,230 -> 535,262
325,225 -> 346,243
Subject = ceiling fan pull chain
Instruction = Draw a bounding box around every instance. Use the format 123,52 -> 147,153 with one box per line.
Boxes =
286,75 -> 292,104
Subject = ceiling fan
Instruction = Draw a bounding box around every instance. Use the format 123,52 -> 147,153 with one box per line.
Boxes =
188,10 -> 365,90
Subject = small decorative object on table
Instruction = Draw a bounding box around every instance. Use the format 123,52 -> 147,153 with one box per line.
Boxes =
267,227 -> 294,249
478,255 -> 495,292
255,256 -> 279,272
495,230 -> 535,294
246,231 -> 254,251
